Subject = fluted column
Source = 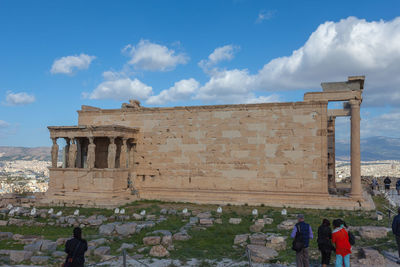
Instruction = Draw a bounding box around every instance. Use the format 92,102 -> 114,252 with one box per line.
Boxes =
107,137 -> 117,169
350,100 -> 362,199
120,138 -> 128,168
87,137 -> 96,169
327,117 -> 336,192
51,138 -> 59,168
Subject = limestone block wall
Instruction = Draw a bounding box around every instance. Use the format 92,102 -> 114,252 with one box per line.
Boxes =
77,101 -> 329,202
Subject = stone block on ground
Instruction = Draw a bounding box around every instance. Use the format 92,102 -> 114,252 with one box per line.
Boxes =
0,232 -> 13,239
229,218 -> 242,224
94,246 -> 111,256
234,234 -> 249,245
263,216 -> 273,224
30,255 -> 50,264
88,238 -> 107,247
247,245 -> 278,263
9,250 -> 33,263
199,218 -> 213,225
99,223 -> 116,235
197,212 -> 212,219
249,233 -> 267,245
161,235 -> 173,246
117,243 -> 136,252
52,251 -> 66,258
151,230 -> 172,236
189,217 -> 199,224
250,223 -> 264,233
56,237 -> 69,246
24,240 -> 43,252
143,236 -> 161,245
0,220 -> 7,226
266,235 -> 287,251
149,245 -> 170,257
358,226 -> 388,239
41,240 -> 57,252
173,232 -> 191,241
357,248 -> 385,266
115,222 -> 137,236
277,219 -> 297,230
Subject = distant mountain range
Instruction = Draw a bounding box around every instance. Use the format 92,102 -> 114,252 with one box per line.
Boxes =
0,136 -> 399,162
0,146 -> 51,161
336,136 -> 400,161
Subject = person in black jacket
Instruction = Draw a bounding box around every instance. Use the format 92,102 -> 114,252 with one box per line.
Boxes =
392,207 -> 400,263
64,227 -> 88,267
317,219 -> 333,267
384,176 -> 392,192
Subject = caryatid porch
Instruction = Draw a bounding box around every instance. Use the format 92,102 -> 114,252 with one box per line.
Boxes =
44,125 -> 139,207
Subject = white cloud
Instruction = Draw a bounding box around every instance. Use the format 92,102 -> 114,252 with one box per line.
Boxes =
123,40 -> 188,71
88,71 -> 152,100
0,120 -> 9,128
256,10 -> 276,24
146,78 -> 199,105
195,69 -> 257,103
198,45 -> 239,70
4,91 -> 35,106
195,17 -> 400,106
244,94 -> 281,104
361,111 -> 400,138
51,53 -> 96,74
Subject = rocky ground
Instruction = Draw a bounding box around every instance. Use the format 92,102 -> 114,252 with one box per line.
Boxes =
0,196 -> 398,267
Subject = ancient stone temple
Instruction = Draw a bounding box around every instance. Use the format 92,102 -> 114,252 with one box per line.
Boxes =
43,76 -> 373,209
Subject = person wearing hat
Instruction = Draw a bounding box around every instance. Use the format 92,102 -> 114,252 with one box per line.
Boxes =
291,214 -> 313,267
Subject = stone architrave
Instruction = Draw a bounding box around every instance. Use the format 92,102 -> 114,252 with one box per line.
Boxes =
87,137 -> 96,169
51,138 -> 58,168
120,138 -> 128,168
108,137 -> 117,169
68,138 -> 77,168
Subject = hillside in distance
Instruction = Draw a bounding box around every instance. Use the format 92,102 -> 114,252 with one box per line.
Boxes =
336,136 -> 400,161
0,146 -> 51,161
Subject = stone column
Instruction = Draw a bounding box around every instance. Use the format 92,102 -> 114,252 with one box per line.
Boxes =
51,138 -> 59,168
120,138 -> 128,168
87,137 -> 96,169
350,100 -> 362,199
107,137 -> 117,169
68,138 -> 78,168
63,138 -> 70,168
327,117 -> 336,193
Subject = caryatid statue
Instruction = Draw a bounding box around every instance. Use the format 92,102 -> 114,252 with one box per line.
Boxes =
51,138 -> 58,168
87,137 -> 96,168
107,137 -> 117,169
120,138 -> 128,168
68,138 -> 78,168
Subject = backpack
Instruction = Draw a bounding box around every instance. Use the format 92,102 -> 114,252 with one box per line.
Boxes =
292,225 -> 305,252
348,230 -> 356,245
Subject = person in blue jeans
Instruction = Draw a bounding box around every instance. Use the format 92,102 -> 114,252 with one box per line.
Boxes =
291,214 -> 313,267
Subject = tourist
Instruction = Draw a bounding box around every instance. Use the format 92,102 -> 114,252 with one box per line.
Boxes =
392,207 -> 400,263
371,177 -> 379,191
384,176 -> 392,192
64,227 -> 88,267
396,179 -> 400,195
317,219 -> 333,267
332,219 -> 351,267
291,214 -> 313,267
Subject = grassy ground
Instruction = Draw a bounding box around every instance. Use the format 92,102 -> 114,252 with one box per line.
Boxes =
0,195 -> 397,265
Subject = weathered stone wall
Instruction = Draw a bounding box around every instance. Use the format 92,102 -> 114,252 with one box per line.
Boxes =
77,101 -> 328,204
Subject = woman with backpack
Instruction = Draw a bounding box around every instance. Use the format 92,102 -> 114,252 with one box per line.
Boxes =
64,227 -> 88,267
317,219 -> 333,267
332,219 -> 351,267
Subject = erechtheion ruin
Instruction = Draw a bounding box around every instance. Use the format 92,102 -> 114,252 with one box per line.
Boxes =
43,76 -> 374,209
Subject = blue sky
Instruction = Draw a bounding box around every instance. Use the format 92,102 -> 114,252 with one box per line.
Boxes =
1,0 -> 400,147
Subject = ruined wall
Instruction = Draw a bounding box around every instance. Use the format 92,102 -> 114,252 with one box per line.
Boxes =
77,101 -> 328,203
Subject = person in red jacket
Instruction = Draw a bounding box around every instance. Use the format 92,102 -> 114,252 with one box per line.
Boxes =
332,219 -> 351,267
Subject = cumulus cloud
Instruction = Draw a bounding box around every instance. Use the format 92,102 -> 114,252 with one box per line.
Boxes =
51,53 -> 96,74
256,10 -> 276,24
4,91 -> 35,106
361,111 -> 400,138
198,45 -> 239,71
88,71 -> 152,100
195,17 -> 400,106
146,78 -> 199,105
123,40 -> 188,71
